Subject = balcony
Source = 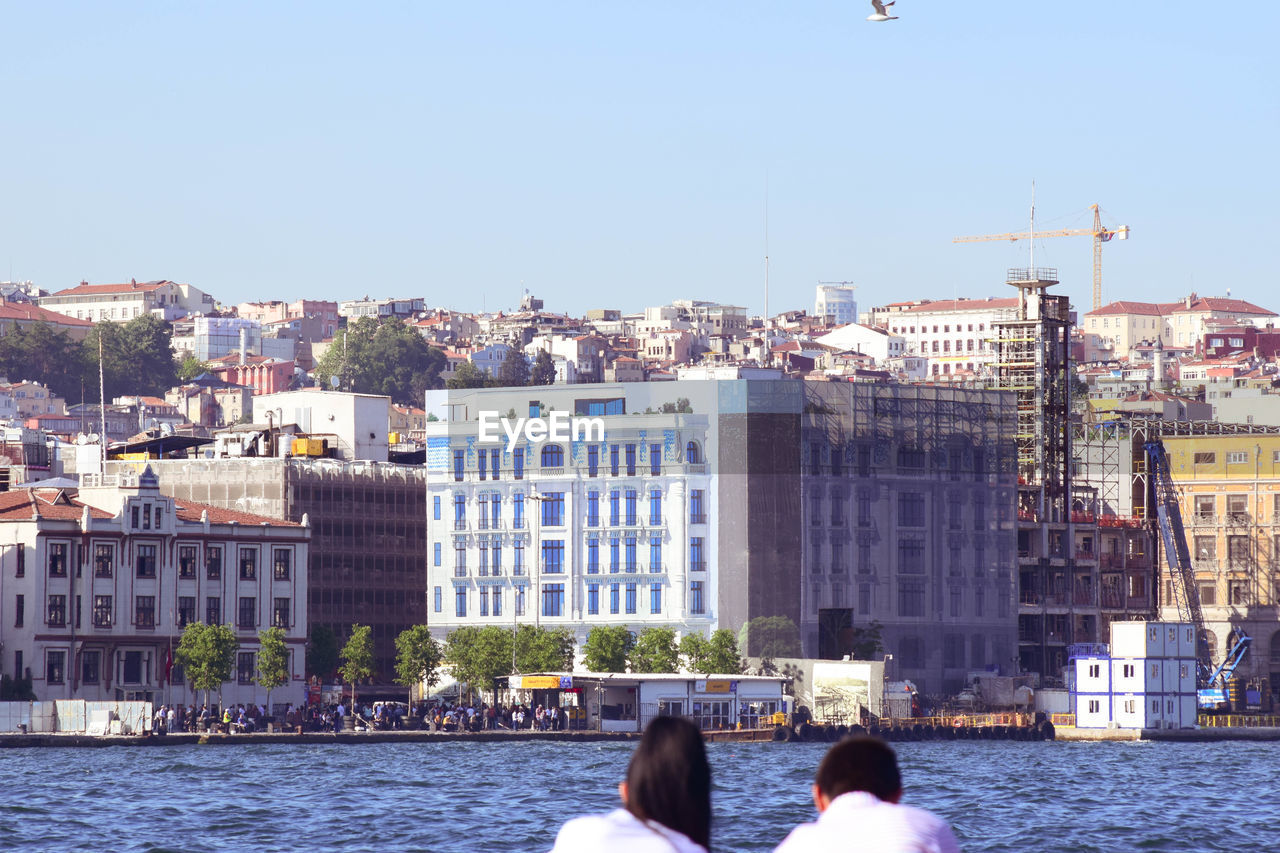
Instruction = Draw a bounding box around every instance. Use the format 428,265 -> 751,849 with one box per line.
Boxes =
689,514 -> 707,525
1074,550 -> 1097,563
1020,591 -> 1042,606
1226,512 -> 1252,527
453,520 -> 467,531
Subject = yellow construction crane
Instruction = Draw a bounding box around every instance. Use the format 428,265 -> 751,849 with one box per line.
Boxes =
953,204 -> 1130,311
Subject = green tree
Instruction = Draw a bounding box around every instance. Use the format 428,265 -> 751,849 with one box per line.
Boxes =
256,626 -> 290,714
314,317 -> 446,404
741,616 -> 801,660
704,629 -> 744,674
515,625 -> 575,672
445,626 -> 513,703
83,316 -> 179,401
177,354 -> 210,381
583,625 -> 634,672
849,621 -> 885,660
678,632 -> 709,672
496,346 -> 530,387
530,349 -> 556,385
175,622 -> 238,708
630,627 -> 679,673
446,360 -> 494,389
0,321 -> 85,402
306,624 -> 340,679
395,625 -> 444,703
339,624 -> 375,709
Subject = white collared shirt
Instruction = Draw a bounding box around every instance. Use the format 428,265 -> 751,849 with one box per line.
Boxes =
550,808 -> 707,853
774,791 -> 960,853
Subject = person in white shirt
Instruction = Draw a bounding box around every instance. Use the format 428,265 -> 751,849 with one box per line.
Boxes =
550,716 -> 711,853
774,735 -> 960,853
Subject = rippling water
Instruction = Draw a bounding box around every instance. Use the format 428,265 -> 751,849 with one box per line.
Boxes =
2,739 -> 1277,852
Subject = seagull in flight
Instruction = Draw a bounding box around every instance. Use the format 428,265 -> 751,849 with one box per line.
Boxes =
867,0 -> 899,21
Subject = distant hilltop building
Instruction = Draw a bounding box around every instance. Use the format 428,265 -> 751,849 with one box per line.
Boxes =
1083,293 -> 1277,358
337,296 -> 424,321
38,279 -> 215,323
814,285 -> 857,326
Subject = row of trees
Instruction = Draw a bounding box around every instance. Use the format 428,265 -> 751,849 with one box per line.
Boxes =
313,317 -> 448,405
175,623 -> 290,710
446,346 -> 556,389
0,316 -> 179,404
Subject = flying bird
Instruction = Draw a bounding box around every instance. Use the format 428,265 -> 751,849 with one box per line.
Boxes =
867,0 -> 899,21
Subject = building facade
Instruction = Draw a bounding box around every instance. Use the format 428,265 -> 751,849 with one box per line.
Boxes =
881,297 -> 1020,377
39,279 -> 216,323
0,469 -> 310,708
815,285 -> 858,326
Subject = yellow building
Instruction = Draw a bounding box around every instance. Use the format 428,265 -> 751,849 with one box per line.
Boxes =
1163,434 -> 1280,697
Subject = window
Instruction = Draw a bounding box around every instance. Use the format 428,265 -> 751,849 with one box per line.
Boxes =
1227,451 -> 1248,465
455,542 -> 467,576
453,449 -> 465,481
206,597 -> 221,625
178,596 -> 196,627
897,447 -> 926,470
898,492 -> 925,527
609,491 -> 621,526
625,537 -> 638,571
239,549 -> 257,580
136,545 -> 157,578
898,579 -> 925,616
514,584 -> 526,617
898,537 -> 925,573
649,489 -> 662,525
1200,582 -> 1217,606
610,444 -> 620,476
857,495 -> 872,527
542,540 -> 565,574
480,586 -> 490,616
650,443 -> 662,476
46,650 -> 66,685
1193,452 -> 1216,465
625,582 -> 637,614
586,582 -> 600,615
610,583 -> 621,614
514,447 -> 525,480
237,596 -> 256,628
490,495 -> 501,529
542,583 -> 565,617
47,594 -> 67,627
492,544 -> 503,575
48,543 -> 68,577
587,491 -> 600,527
206,546 -> 223,580
625,444 -> 637,476
690,538 -> 705,571
454,493 -> 467,529
178,546 -> 198,579
513,540 -> 525,576
625,490 -> 637,525
587,540 -> 600,574
478,449 -> 487,480
686,441 -> 701,464
237,652 -> 256,685
1194,495 -> 1215,520
454,586 -> 467,617
690,581 -> 706,614
136,595 -> 156,629
434,543 -> 442,567
588,445 -> 599,477
1228,535 -> 1251,565
541,444 -> 564,467
1194,536 -> 1216,562
434,586 -> 442,613
433,495 -> 441,520
513,494 -> 525,529
81,650 -> 100,685
650,583 -> 662,614
273,597 -> 290,628
690,489 -> 706,524
541,492 -> 565,526
610,538 -> 620,573
649,540 -> 662,572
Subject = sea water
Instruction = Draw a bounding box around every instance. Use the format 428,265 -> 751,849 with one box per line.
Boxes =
1,739 -> 1276,851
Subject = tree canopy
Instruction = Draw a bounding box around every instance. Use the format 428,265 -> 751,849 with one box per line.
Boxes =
515,625 -> 575,672
306,624 -> 339,679
630,627 -> 679,673
741,616 -> 802,659
339,624 -> 375,707
583,625 -> 634,673
394,625 -> 444,698
445,626 -> 513,701
681,629 -> 742,674
0,321 -> 84,402
530,349 -> 556,385
446,360 -> 495,389
256,626 -> 290,711
314,317 -> 446,404
175,622 -> 238,704
497,346 -> 531,387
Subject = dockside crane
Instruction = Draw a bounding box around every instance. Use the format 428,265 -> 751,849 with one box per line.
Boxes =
1144,440 -> 1252,710
954,204 -> 1129,311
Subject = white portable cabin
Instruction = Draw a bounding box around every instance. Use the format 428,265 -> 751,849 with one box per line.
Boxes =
1072,621 -> 1199,730
1073,655 -> 1112,727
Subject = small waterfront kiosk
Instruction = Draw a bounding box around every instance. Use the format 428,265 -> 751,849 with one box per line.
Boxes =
504,672 -> 788,733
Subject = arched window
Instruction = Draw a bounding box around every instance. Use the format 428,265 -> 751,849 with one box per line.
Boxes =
685,441 -> 701,464
540,444 -> 564,467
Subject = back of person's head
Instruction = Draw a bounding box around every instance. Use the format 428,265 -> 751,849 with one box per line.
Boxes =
625,716 -> 712,849
814,736 -> 902,802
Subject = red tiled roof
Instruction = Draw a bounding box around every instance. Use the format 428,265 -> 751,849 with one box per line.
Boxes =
1087,300 -> 1165,317
903,298 -> 1018,313
1173,296 -> 1275,315
48,280 -> 173,297
172,499 -> 302,527
0,302 -> 93,327
0,489 -> 113,522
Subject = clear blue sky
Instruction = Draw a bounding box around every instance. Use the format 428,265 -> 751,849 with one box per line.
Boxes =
2,2 -> 1276,318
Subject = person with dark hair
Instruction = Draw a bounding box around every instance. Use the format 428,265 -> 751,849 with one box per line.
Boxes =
775,736 -> 959,853
550,716 -> 712,853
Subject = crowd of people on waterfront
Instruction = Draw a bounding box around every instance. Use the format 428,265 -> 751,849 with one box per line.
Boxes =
549,720 -> 961,853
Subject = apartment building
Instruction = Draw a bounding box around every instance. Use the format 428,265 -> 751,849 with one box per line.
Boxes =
881,297 -> 1020,376
814,285 -> 858,326
1083,294 -> 1277,355
0,468 -> 310,707
39,279 -> 216,323
1163,433 -> 1280,699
